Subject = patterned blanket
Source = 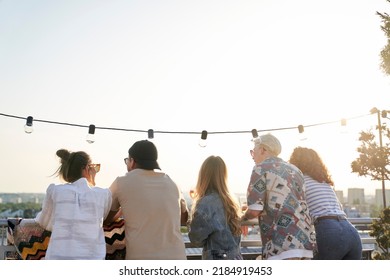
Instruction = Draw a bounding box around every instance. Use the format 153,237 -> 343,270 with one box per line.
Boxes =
7,218 -> 126,260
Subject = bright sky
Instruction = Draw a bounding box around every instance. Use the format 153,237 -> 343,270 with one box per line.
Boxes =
1,0 -> 389,198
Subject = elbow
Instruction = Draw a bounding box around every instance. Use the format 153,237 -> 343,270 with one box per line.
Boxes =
188,232 -> 206,247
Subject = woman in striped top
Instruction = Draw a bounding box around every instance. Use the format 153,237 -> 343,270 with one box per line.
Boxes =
289,147 -> 362,260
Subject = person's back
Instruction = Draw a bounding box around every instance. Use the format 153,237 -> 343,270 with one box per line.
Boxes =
105,140 -> 186,260
251,157 -> 315,259
35,149 -> 112,260
289,147 -> 362,260
110,169 -> 186,259
188,156 -> 242,260
38,179 -> 111,259
242,134 -> 316,260
189,192 -> 242,260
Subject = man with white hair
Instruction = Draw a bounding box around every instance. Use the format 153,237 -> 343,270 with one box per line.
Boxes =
242,133 -> 316,260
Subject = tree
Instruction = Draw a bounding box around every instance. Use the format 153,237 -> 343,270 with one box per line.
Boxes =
377,0 -> 390,76
370,203 -> 381,218
351,112 -> 390,208
370,207 -> 390,259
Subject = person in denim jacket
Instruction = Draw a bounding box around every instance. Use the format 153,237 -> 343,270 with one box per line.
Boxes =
188,156 -> 243,260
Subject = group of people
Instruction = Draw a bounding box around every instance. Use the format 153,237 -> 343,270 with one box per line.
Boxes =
34,134 -> 362,260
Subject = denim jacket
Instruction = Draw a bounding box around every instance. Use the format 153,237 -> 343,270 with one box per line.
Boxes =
188,191 -> 242,260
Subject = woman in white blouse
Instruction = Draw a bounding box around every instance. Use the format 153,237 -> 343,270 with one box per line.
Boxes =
35,149 -> 112,260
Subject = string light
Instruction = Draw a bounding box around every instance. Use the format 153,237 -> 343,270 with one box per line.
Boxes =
298,125 -> 307,141
148,129 -> 154,139
86,124 -> 95,144
24,116 -> 33,134
251,129 -> 259,141
0,111 -> 375,145
199,130 -> 208,147
340,118 -> 347,133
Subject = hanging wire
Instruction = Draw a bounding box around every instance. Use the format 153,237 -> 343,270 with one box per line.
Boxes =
0,111 -> 373,136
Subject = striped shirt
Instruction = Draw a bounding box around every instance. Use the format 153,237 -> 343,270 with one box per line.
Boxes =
304,175 -> 346,220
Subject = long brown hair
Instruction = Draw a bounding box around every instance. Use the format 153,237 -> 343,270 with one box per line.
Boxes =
289,147 -> 334,186
191,156 -> 241,236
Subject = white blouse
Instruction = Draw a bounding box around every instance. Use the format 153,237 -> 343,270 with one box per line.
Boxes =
35,178 -> 112,260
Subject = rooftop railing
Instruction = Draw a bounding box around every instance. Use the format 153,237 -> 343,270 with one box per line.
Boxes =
1,218 -> 379,260
185,217 -> 378,260
0,219 -> 18,260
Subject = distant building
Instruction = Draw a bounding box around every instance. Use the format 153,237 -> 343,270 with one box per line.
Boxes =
0,194 -> 22,203
0,193 -> 45,204
0,209 -> 24,219
348,188 -> 365,205
10,197 -> 22,204
344,206 -> 361,218
27,196 -> 40,204
375,189 -> 390,207
334,190 -> 344,204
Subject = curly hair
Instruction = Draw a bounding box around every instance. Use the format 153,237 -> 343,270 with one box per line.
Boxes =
289,147 -> 334,186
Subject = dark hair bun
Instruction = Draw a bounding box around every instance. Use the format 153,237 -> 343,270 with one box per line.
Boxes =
56,149 -> 71,161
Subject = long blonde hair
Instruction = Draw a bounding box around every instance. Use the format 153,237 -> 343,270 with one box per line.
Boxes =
191,156 -> 241,236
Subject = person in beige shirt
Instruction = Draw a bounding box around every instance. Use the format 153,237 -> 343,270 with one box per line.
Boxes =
104,140 -> 187,260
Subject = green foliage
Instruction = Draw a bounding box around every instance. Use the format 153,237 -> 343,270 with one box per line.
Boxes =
370,204 -> 381,218
377,1 -> 390,76
370,207 -> 390,259
351,124 -> 390,182
380,43 -> 390,76
180,226 -> 189,234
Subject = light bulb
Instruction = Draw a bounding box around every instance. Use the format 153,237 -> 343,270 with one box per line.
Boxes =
148,129 -> 154,139
251,129 -> 259,141
199,130 -> 208,147
86,124 -> 95,144
340,118 -> 348,134
298,125 -> 307,141
24,116 -> 33,134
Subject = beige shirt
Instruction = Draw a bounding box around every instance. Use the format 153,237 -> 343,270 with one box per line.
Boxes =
110,169 -> 186,260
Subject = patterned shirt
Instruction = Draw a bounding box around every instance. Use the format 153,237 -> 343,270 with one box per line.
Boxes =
247,157 -> 316,260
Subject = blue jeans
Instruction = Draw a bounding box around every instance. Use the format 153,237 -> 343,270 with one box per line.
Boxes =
314,218 -> 362,260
